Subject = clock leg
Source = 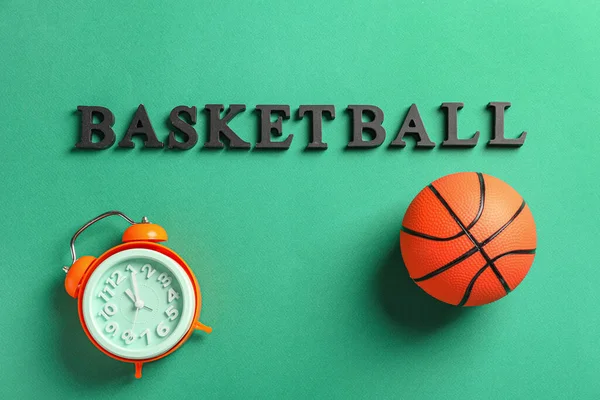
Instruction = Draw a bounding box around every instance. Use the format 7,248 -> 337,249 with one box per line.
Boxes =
134,362 -> 144,379
193,321 -> 212,333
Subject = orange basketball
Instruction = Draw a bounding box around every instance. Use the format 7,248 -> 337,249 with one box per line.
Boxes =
400,172 -> 537,306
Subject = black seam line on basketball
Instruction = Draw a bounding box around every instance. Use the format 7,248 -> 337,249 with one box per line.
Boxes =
413,247 -> 536,283
490,248 -> 536,261
458,264 -> 489,307
457,248 -> 537,307
471,172 -> 486,229
479,200 -> 527,247
427,184 -> 512,295
427,183 -> 511,293
414,202 -> 535,282
413,246 -> 479,282
400,226 -> 465,241
400,172 -> 485,241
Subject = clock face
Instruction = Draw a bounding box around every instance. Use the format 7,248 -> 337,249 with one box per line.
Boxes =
81,248 -> 196,360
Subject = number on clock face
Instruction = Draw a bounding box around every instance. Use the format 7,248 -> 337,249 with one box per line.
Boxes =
98,303 -> 117,320
97,270 -> 127,302
140,328 -> 151,345
141,263 -> 156,279
105,321 -> 119,336
157,272 -> 172,288
156,321 -> 170,337
121,329 -> 135,345
168,288 -> 180,303
83,249 -> 193,360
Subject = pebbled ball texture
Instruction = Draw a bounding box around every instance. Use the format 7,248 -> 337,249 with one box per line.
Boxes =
400,172 -> 537,306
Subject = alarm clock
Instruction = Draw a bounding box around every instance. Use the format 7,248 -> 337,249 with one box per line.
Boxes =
62,211 -> 211,379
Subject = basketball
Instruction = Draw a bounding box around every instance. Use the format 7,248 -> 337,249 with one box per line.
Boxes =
400,172 -> 537,306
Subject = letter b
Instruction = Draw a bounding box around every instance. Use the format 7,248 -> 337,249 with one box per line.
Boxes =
76,106 -> 116,150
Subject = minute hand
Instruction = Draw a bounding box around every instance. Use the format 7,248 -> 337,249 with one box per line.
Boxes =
131,270 -> 141,302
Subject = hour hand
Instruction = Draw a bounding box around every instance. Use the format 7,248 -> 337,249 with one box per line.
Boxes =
126,289 -> 151,311
125,289 -> 137,304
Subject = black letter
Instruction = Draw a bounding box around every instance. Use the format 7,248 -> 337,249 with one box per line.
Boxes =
298,105 -> 335,150
487,102 -> 527,147
204,104 -> 250,149
118,104 -> 163,148
441,102 -> 479,147
75,106 -> 116,149
390,104 -> 435,148
255,105 -> 293,149
346,105 -> 385,148
167,106 -> 197,150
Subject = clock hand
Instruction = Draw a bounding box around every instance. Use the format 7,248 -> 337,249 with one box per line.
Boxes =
130,270 -> 148,310
131,270 -> 141,302
124,289 -> 136,305
127,288 -> 152,311
131,308 -> 140,332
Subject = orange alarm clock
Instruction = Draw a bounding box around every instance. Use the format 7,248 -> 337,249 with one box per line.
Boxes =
63,211 -> 211,378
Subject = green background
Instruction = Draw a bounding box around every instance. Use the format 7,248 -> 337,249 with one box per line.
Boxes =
1,1 -> 599,398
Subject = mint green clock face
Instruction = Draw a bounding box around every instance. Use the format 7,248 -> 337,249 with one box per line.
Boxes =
82,249 -> 196,360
